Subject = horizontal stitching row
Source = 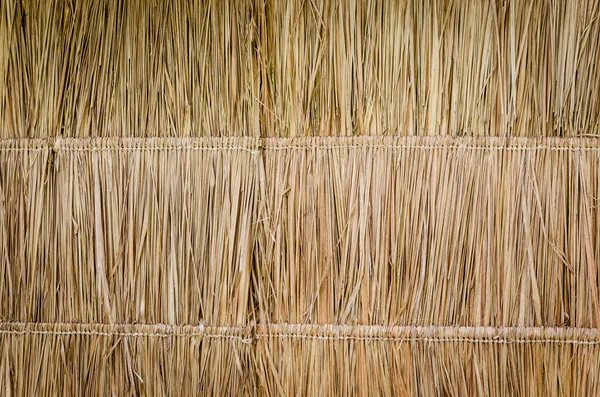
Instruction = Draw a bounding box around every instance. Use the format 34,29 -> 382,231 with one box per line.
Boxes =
261,145 -> 600,152
1,145 -> 599,152
0,147 -> 46,152
255,334 -> 600,345
0,329 -> 252,343
2,137 -> 600,152
58,147 -> 261,154
0,147 -> 260,153
2,323 -> 599,345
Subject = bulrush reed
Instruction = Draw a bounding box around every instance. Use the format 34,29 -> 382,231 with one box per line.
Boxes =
2,0 -> 600,396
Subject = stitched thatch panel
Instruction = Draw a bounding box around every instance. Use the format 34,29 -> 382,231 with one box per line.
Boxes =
1,138 -> 258,325
2,136 -> 600,395
255,137 -> 600,328
0,322 -> 254,396
255,324 -> 600,396
3,0 -> 600,395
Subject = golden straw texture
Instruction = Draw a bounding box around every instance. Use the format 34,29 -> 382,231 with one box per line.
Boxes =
1,138 -> 258,325
1,136 -> 600,395
3,0 -> 600,395
256,136 -> 600,328
1,0 -> 599,138
255,324 -> 600,396
0,322 -> 255,395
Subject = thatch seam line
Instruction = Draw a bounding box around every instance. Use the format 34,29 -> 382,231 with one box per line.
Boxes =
0,330 -> 252,342
255,324 -> 600,344
0,322 -> 253,342
2,136 -> 600,152
2,323 -> 599,345
256,335 -> 600,345
261,145 -> 600,152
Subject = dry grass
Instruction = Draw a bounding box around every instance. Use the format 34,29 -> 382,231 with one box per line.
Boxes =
0,137 -> 258,325
2,0 -> 600,396
0,322 -> 255,395
0,137 -> 259,394
255,323 -> 600,396
253,135 -> 600,395
255,136 -> 600,328
1,136 -> 600,395
1,0 -> 600,138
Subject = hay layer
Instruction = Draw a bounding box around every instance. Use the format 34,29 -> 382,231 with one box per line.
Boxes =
3,0 -> 600,394
1,0 -> 600,138
255,325 -> 600,396
1,322 -> 599,396
256,136 -> 600,328
1,137 -> 258,325
2,136 -> 600,395
0,322 -> 254,396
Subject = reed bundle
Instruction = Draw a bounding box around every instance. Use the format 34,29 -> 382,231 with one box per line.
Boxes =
2,0 -> 600,396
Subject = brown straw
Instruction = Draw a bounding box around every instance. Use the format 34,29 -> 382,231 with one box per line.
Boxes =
2,0 -> 600,395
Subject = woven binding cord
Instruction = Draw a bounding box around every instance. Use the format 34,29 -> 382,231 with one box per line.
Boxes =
2,136 -> 600,152
1,322 -> 599,345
